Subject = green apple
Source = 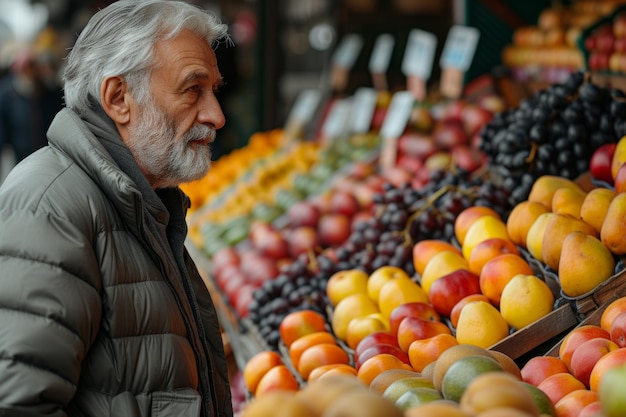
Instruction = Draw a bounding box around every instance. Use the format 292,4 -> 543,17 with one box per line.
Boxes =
599,363 -> 626,417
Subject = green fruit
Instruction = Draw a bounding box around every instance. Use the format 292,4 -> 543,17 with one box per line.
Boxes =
599,363 -> 626,417
381,376 -> 435,403
441,355 -> 503,402
519,381 -> 556,417
394,387 -> 443,411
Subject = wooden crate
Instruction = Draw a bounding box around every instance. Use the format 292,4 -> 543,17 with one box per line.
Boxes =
489,268 -> 626,363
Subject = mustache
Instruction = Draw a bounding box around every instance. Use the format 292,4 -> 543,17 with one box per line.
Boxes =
184,124 -> 215,143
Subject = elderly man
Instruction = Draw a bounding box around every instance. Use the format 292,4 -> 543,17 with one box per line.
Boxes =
0,1 -> 233,416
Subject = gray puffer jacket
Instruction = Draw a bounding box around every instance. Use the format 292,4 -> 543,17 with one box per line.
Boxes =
0,106 -> 232,417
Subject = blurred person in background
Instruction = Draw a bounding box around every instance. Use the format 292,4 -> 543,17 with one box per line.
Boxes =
0,1 -> 233,416
0,43 -> 64,168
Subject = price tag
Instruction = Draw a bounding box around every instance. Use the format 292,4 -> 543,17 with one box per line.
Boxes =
349,87 -> 378,134
332,34 -> 364,69
379,91 -> 414,169
331,34 -> 364,92
402,29 -> 437,80
285,89 -> 322,140
439,25 -> 480,71
369,34 -> 394,91
321,98 -> 352,143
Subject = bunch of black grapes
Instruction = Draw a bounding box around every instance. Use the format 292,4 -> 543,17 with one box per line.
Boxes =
246,168 -> 512,351
480,71 -> 626,205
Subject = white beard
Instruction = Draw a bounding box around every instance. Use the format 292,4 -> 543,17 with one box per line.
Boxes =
126,98 -> 215,188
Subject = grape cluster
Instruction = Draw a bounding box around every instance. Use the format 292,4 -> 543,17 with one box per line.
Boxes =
480,71 -> 626,205
247,168 -> 512,350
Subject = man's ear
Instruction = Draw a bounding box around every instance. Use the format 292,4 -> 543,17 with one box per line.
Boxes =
100,76 -> 131,124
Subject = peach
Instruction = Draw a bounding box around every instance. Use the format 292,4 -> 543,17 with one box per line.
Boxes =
536,372 -> 586,405
601,296 -> 626,332
396,316 -> 452,353
478,253 -> 534,307
467,237 -> 519,275
461,215 -> 510,261
454,205 -> 501,246
554,389 -> 599,417
407,333 -> 458,373
412,239 -> 463,276
577,401 -> 603,417
420,250 -> 469,295
570,337 -> 619,388
589,347 -> 626,392
559,325 -> 610,371
520,356 -> 569,387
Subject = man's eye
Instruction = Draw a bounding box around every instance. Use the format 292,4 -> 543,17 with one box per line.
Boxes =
187,85 -> 201,93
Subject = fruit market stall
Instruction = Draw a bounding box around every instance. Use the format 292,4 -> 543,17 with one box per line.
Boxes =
182,1 -> 626,416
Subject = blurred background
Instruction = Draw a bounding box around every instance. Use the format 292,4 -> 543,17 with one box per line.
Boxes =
0,0 -> 555,182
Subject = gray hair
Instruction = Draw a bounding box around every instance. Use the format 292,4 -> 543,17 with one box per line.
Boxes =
63,0 -> 229,115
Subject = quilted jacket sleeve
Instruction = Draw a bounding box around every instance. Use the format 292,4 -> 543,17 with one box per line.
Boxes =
0,207 -> 102,416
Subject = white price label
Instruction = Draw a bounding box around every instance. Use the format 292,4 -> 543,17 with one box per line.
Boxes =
402,29 -> 437,80
380,90 -> 414,140
440,25 -> 480,71
286,89 -> 322,127
369,34 -> 395,74
349,87 -> 378,134
321,98 -> 352,141
332,34 -> 364,69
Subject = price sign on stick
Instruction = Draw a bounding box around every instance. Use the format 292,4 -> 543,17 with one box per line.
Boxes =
379,91 -> 415,170
320,98 -> 352,143
439,25 -> 480,99
369,34 -> 395,91
331,34 -> 364,93
402,29 -> 437,101
349,87 -> 378,134
284,89 -> 322,141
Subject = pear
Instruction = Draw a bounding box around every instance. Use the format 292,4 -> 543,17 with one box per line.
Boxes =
541,213 -> 597,272
559,231 -> 615,298
601,192 -> 626,256
580,187 -> 616,235
525,212 -> 555,263
551,187 -> 587,218
527,175 -> 584,211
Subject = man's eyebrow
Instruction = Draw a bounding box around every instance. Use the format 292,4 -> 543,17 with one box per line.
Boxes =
182,71 -> 224,90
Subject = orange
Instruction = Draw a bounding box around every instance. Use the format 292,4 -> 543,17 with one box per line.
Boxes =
356,353 -> 414,386
306,363 -> 358,383
289,331 -> 337,370
601,296 -> 626,332
243,350 -> 284,395
279,309 -> 328,349
408,333 -> 458,372
297,343 -> 350,381
254,364 -> 300,397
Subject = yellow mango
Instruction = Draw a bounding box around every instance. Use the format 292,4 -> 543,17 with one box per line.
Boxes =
551,187 -> 587,218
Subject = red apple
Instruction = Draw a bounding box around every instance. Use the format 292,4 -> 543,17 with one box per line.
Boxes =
380,166 -> 412,188
432,120 -> 468,150
388,302 -> 441,336
461,104 -> 493,137
329,190 -> 360,218
396,316 -> 452,352
318,213 -> 352,247
250,227 -> 289,261
428,269 -> 482,318
570,337 -> 619,387
240,250 -> 280,286
232,283 -> 256,318
590,142 -> 616,185
355,330 -> 400,357
211,245 -> 240,276
595,31 -> 615,53
354,344 -> 410,369
450,144 -> 486,173
614,162 -> 626,193
286,200 -> 321,228
215,263 -> 247,294
589,52 -> 611,71
615,38 -> 626,53
371,106 -> 388,130
287,226 -> 320,258
439,100 -> 466,123
397,154 -> 424,173
610,311 -> 626,347
397,132 -> 437,159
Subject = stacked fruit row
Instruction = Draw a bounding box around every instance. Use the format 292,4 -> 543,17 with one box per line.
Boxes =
581,5 -> 626,73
